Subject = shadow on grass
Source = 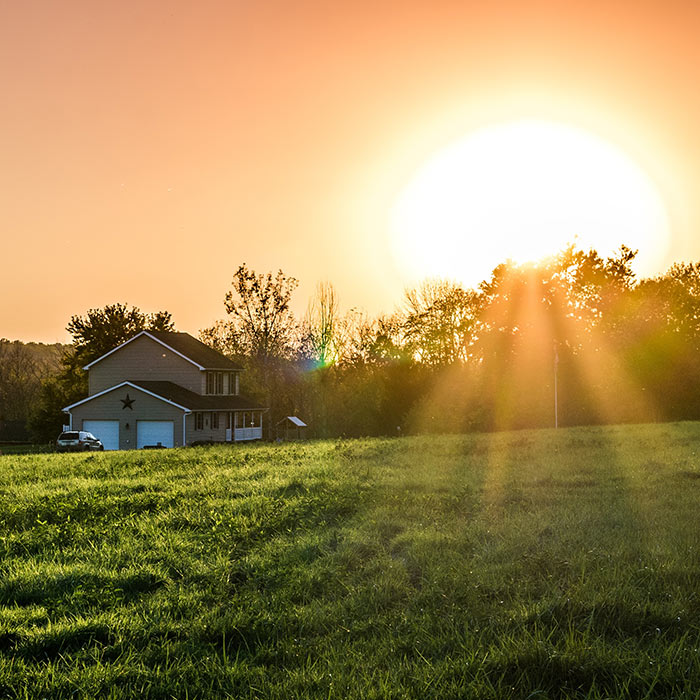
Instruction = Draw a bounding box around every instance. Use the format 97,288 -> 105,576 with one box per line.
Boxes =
484,650 -> 685,699
526,599 -> 689,641
0,621 -> 115,662
0,569 -> 165,609
22,622 -> 114,661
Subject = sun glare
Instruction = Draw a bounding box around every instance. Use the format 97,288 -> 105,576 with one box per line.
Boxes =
390,120 -> 671,285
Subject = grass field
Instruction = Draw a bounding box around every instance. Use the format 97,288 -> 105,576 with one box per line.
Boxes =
1,423 -> 700,699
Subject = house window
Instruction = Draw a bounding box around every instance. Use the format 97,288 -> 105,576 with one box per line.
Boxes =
206,371 -> 225,394
211,412 -> 219,429
195,413 -> 203,430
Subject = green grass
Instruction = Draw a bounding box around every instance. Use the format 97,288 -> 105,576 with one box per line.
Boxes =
1,423 -> 700,698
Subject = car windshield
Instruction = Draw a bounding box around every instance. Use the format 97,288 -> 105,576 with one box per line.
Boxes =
59,432 -> 79,440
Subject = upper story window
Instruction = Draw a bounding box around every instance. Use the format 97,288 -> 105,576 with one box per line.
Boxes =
206,371 -> 224,394
206,370 -> 239,395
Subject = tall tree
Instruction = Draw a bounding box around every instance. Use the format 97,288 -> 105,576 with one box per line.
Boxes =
220,264 -> 299,360
29,304 -> 174,442
472,246 -> 647,429
201,265 -> 301,434
67,303 -> 174,368
403,279 -> 479,365
303,281 -> 340,367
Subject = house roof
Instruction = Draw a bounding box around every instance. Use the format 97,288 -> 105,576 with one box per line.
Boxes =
131,381 -> 265,411
63,381 -> 189,412
83,330 -> 242,371
146,331 -> 242,370
63,380 -> 265,412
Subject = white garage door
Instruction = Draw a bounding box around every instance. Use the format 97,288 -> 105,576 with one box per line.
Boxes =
136,421 -> 174,449
82,420 -> 120,450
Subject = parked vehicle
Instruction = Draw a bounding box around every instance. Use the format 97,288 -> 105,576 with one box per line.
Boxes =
56,431 -> 104,452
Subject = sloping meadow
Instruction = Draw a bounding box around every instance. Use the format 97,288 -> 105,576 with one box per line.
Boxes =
1,424 -> 700,698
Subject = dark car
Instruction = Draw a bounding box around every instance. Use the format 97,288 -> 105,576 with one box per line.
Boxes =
56,430 -> 104,452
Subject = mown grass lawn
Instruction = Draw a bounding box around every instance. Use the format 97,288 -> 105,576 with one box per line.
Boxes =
1,423 -> 700,699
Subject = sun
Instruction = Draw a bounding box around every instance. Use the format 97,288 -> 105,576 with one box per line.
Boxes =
390,120 -> 671,285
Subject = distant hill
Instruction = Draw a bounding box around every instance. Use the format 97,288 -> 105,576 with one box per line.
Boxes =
12,340 -> 66,370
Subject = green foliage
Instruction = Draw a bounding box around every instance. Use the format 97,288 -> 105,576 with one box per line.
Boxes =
1,425 -> 700,697
26,366 -> 86,443
28,304 -> 174,443
25,246 -> 700,444
403,280 -> 479,365
201,265 -> 301,433
0,341 -> 62,437
220,264 -> 299,360
66,303 -> 174,369
204,246 -> 700,438
302,281 -> 341,368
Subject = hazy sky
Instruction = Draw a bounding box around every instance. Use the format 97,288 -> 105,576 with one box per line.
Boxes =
3,0 -> 700,343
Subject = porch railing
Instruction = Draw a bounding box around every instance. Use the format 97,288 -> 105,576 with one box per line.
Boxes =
234,427 -> 263,442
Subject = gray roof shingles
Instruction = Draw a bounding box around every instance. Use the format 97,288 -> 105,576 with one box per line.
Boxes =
131,380 -> 264,411
147,331 -> 243,370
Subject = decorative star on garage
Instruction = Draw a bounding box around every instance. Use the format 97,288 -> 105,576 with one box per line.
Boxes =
121,393 -> 135,410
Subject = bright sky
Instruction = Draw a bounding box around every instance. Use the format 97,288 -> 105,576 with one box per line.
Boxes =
2,0 -> 700,343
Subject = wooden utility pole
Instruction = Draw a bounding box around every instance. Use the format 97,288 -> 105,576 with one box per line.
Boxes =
554,341 -> 559,429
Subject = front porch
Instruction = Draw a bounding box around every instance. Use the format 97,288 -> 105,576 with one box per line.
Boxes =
226,410 -> 264,442
189,409 -> 265,444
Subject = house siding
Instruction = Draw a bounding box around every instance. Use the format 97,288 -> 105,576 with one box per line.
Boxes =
89,335 -> 203,395
70,385 -> 186,450
186,411 -> 229,444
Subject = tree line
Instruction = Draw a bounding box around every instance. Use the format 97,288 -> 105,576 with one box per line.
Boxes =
0,341 -> 63,440
203,248 -> 700,438
13,243 -> 700,443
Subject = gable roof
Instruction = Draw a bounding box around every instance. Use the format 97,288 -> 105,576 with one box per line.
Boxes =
277,416 -> 307,427
63,381 -> 189,412
83,330 -> 242,371
63,380 -> 265,412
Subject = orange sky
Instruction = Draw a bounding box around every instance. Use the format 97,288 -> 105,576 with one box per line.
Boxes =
2,0 -> 700,343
